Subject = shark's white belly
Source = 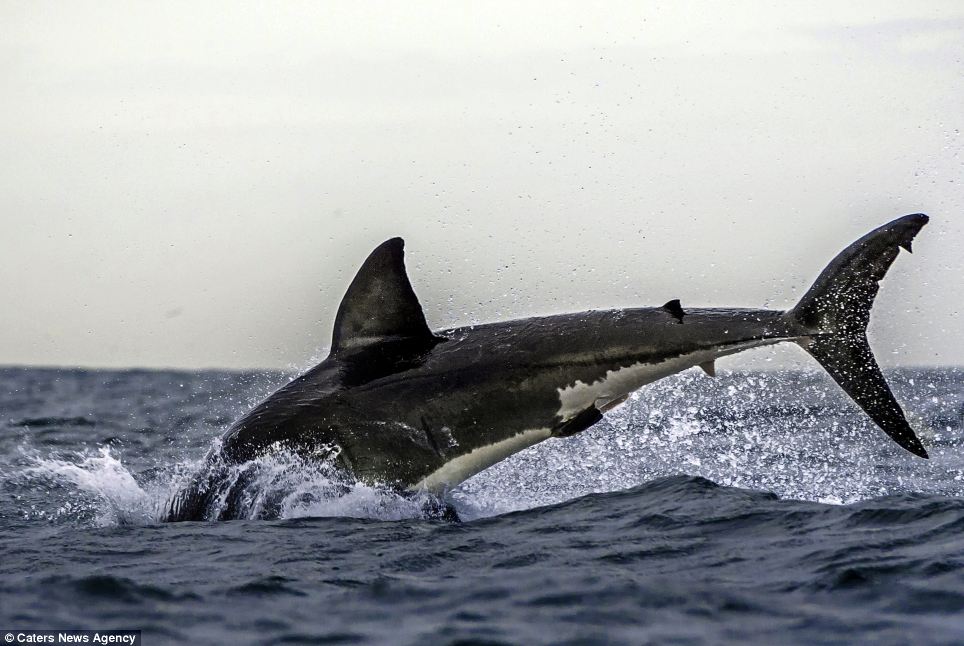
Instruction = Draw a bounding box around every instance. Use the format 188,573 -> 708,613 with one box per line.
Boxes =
555,341 -> 786,419
413,427 -> 552,494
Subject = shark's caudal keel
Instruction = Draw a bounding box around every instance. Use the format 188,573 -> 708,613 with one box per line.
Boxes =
165,214 -> 929,522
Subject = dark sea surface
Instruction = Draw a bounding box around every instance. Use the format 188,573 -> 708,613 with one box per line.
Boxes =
1,365 -> 963,645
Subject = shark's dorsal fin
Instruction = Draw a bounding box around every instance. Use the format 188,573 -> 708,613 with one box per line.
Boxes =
331,238 -> 440,355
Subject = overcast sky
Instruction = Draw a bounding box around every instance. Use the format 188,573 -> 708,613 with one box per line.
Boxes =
1,1 -> 962,370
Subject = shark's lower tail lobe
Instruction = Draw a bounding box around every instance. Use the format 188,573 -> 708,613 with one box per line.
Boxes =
788,214 -> 929,458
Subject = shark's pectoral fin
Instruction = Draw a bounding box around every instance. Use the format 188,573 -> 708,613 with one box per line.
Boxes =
552,406 -> 603,438
699,360 -> 716,377
331,238 -> 443,355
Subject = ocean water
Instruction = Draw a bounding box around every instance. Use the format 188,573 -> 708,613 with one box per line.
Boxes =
1,365 -> 963,644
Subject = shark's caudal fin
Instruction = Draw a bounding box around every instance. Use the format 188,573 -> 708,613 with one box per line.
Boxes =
788,214 -> 929,458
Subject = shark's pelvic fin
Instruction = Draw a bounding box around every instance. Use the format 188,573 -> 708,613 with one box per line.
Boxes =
789,214 -> 930,458
552,406 -> 603,438
699,361 -> 716,377
662,299 -> 686,323
598,395 -> 629,413
331,238 -> 442,355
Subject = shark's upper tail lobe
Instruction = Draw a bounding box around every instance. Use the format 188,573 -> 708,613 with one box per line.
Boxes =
788,214 -> 930,458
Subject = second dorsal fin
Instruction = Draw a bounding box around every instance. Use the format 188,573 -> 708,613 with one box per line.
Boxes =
662,299 -> 685,323
331,238 -> 440,355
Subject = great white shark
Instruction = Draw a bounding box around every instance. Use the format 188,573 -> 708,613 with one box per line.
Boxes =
166,214 -> 930,521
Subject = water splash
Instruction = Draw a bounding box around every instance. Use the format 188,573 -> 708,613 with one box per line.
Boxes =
18,447 -> 158,526
170,449 -> 435,522
10,444 -> 435,527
